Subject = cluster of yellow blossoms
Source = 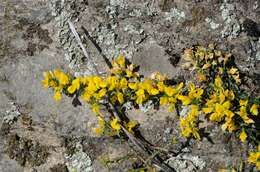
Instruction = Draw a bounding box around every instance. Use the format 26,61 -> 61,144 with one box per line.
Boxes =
42,55 -> 184,136
182,44 -> 260,170
183,44 -> 241,84
42,46 -> 260,170
248,144 -> 260,171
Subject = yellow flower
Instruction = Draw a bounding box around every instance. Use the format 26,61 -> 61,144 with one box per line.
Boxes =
209,104 -> 224,122
42,71 -> 54,88
192,128 -> 201,140
237,106 -> 254,124
53,91 -> 62,102
67,78 -> 81,94
228,67 -> 238,75
99,79 -> 107,88
165,86 -> 176,96
197,73 -> 206,82
126,120 -> 137,132
187,83 -> 204,100
224,90 -> 235,101
93,76 -> 102,87
202,62 -> 211,69
248,151 -> 260,170
233,74 -> 241,84
136,96 -> 145,105
120,78 -> 128,89
116,55 -> 125,68
92,104 -> 100,115
117,92 -> 124,104
221,119 -> 237,132
87,82 -> 98,93
157,82 -> 165,92
183,48 -> 194,61
239,130 -> 247,142
250,104 -> 259,116
140,79 -> 153,90
168,104 -> 175,112
110,118 -> 121,131
128,82 -> 138,90
81,90 -> 92,102
107,76 -> 119,91
215,76 -> 222,87
160,97 -> 168,105
150,88 -> 159,95
219,92 -> 225,104
177,95 -> 191,105
96,88 -> 107,100
176,82 -> 184,90
239,99 -> 248,106
54,69 -> 70,85
202,107 -> 214,114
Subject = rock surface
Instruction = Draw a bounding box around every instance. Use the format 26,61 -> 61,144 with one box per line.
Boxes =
0,0 -> 259,171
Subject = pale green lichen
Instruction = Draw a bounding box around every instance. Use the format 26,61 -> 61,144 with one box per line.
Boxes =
3,102 -> 21,124
205,18 -> 220,30
50,0 -> 95,76
166,153 -> 206,172
220,1 -> 241,38
65,143 -> 93,172
165,8 -> 186,22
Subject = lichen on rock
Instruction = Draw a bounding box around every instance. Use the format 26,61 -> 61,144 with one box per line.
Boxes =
220,1 -> 241,39
65,142 -> 93,172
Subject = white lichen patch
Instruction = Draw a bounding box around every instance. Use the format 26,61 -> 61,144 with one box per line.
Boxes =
220,1 -> 241,39
129,2 -> 158,17
50,0 -> 95,76
165,8 -> 186,22
65,143 -> 93,172
109,0 -> 128,9
3,102 -> 21,124
166,154 -> 206,172
205,18 -> 220,30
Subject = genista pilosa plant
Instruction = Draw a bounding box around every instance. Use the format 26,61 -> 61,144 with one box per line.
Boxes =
42,45 -> 260,171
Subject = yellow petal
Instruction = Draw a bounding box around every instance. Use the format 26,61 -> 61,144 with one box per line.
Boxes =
250,104 -> 259,116
117,92 -> 124,104
229,67 -> 238,75
110,118 -> 121,131
120,78 -> 128,89
168,104 -> 175,112
92,104 -> 100,114
202,107 -> 213,114
116,55 -> 125,68
128,82 -> 138,90
53,91 -> 62,102
202,63 -> 211,69
160,97 -> 168,105
177,95 -> 191,105
67,85 -> 77,94
150,88 -> 159,95
239,130 -> 247,142
165,87 -> 176,96
126,120 -> 137,132
215,76 -> 222,87
239,99 -> 248,106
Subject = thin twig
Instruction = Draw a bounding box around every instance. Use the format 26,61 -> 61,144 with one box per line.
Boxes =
68,20 -> 99,75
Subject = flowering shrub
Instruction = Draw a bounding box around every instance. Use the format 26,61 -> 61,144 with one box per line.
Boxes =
42,45 -> 260,170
